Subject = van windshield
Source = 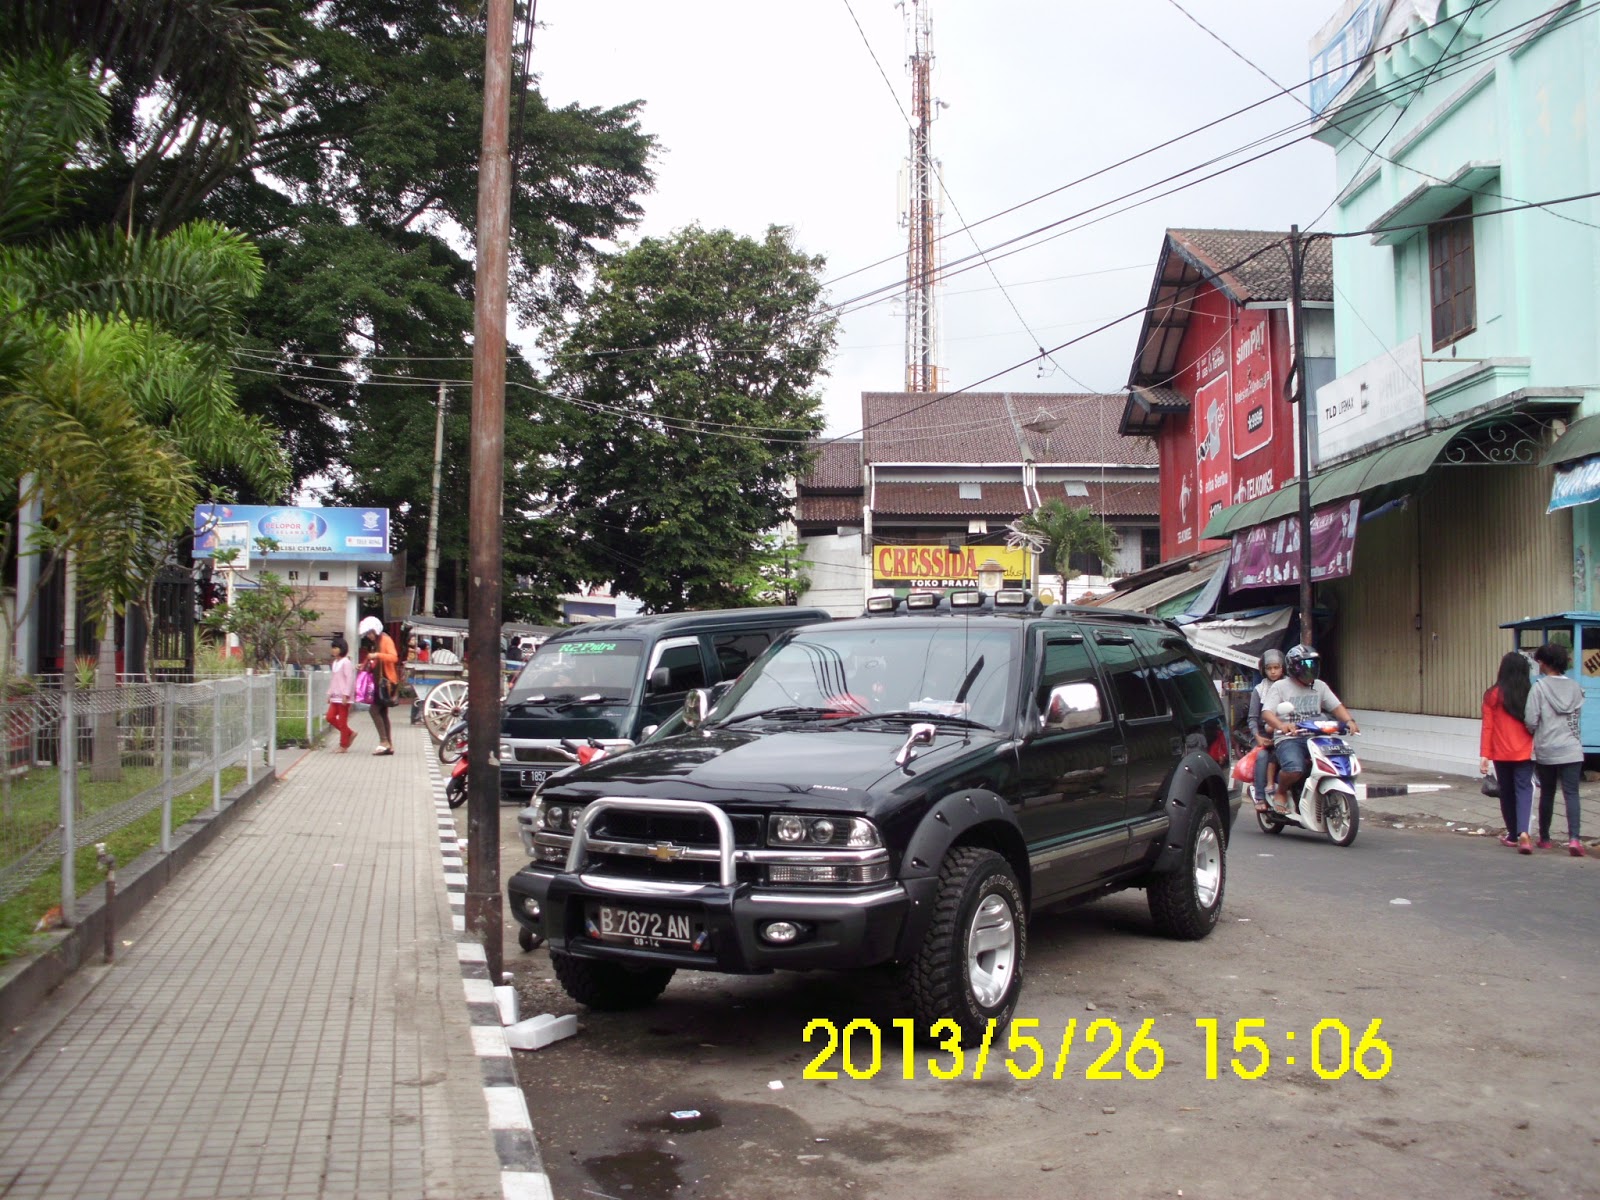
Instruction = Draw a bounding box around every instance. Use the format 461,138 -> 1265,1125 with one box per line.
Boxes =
505,638 -> 644,703
715,625 -> 1021,730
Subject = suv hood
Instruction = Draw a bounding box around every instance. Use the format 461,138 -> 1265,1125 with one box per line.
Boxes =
545,726 -> 999,807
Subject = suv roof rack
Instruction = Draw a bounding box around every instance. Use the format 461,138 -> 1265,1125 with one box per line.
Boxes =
1041,603 -> 1174,627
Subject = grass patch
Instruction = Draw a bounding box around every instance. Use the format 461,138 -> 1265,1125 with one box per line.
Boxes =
0,766 -> 247,964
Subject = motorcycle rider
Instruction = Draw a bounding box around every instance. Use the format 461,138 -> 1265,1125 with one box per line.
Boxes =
1247,650 -> 1286,813
1262,644 -> 1360,814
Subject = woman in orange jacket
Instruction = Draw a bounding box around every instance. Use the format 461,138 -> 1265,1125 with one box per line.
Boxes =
359,615 -> 399,755
1479,651 -> 1535,852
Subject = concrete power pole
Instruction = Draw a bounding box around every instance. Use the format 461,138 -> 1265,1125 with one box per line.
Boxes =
902,0 -> 940,393
423,381 -> 447,618
468,0 -> 513,982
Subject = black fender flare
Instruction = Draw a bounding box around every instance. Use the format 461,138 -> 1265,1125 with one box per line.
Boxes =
892,789 -> 1028,962
1150,756 -> 1229,874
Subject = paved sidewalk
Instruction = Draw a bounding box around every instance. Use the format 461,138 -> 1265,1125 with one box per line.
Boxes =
0,722 -> 508,1199
1353,755 -> 1597,845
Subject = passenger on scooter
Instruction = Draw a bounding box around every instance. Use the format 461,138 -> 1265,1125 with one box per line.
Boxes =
1247,650 -> 1286,813
1262,644 -> 1360,814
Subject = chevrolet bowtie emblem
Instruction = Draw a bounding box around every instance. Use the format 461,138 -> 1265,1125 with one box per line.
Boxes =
650,842 -> 682,862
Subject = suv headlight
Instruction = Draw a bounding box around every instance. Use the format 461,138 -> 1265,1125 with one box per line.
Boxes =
767,814 -> 881,849
534,798 -> 585,834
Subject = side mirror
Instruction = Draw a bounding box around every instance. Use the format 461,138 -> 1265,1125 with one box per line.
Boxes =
682,688 -> 710,730
1043,681 -> 1102,731
648,666 -> 672,693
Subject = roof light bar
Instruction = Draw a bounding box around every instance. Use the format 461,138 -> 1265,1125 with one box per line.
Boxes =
905,592 -> 939,610
994,589 -> 1030,607
865,594 -> 899,613
948,589 -> 983,608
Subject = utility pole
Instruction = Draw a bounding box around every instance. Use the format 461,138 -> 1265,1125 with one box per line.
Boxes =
467,0 -> 513,983
1286,225 -> 1315,648
902,0 -> 940,392
424,381 -> 447,618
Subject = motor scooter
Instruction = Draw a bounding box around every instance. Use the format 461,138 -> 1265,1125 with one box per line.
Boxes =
1254,705 -> 1361,846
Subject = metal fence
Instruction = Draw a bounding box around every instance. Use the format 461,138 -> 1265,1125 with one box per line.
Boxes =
273,668 -> 332,747
0,673 -> 278,921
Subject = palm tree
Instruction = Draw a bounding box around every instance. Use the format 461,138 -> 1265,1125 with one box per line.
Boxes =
1015,498 -> 1122,582
1,50 -> 289,776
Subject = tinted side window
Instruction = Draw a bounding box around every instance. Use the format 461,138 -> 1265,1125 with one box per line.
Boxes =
1144,635 -> 1223,724
1036,633 -> 1105,719
1091,632 -> 1162,722
653,639 -> 708,691
711,631 -> 772,681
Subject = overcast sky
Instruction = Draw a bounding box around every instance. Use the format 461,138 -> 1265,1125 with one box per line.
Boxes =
531,0 -> 1344,437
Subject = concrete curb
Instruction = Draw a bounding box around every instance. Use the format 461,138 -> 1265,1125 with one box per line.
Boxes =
0,748 -> 305,1044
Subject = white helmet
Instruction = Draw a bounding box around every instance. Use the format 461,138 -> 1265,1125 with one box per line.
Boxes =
358,616 -> 383,638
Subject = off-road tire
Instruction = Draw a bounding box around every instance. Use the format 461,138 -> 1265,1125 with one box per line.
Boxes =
894,846 -> 1026,1046
550,950 -> 674,1011
1147,803 -> 1226,940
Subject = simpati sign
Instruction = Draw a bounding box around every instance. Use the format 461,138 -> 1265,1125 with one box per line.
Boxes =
1313,335 -> 1426,465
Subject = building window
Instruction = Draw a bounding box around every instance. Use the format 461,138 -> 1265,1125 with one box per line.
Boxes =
319,571 -> 329,582
1063,481 -> 1089,498
1428,201 -> 1475,349
1141,528 -> 1160,570
958,482 -> 982,500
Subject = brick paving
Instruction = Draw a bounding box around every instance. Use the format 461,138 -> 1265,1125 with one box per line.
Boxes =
0,722 -> 504,1199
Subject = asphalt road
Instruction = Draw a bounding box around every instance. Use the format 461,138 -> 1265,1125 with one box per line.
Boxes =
494,810 -> 1600,1200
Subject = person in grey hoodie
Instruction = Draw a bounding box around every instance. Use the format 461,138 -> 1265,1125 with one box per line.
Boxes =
1524,642 -> 1586,856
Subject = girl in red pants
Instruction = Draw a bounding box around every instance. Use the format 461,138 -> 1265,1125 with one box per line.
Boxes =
326,635 -> 357,751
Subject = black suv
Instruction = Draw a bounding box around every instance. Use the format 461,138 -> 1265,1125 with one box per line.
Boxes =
507,593 -> 1237,1041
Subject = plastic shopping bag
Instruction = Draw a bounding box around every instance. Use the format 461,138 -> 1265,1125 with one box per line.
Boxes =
1231,745 -> 1259,783
355,669 -> 375,706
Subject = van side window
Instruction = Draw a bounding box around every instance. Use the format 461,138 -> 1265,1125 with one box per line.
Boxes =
652,638 -> 709,692
1090,631 -> 1164,721
711,631 -> 772,681
1037,634 -> 1103,719
1137,632 -> 1222,723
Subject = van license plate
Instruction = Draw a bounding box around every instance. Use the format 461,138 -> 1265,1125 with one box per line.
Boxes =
520,769 -> 548,788
591,905 -> 699,950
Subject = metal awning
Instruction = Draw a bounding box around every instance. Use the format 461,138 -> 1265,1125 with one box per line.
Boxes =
1202,428 -> 1457,539
1542,413 -> 1600,467
1182,607 -> 1294,669
1367,163 -> 1499,245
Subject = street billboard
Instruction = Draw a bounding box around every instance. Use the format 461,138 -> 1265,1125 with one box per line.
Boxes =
1228,498 -> 1362,591
1309,0 -> 1388,116
1313,336 -> 1426,465
871,544 -> 1030,589
193,504 -> 391,561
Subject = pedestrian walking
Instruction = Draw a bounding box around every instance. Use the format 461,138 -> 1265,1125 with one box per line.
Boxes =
359,615 -> 398,756
326,635 -> 358,752
1247,649 -> 1286,813
1480,650 -> 1535,853
1524,641 -> 1585,856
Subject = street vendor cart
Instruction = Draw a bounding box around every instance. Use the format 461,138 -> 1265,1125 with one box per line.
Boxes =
1501,612 -> 1600,755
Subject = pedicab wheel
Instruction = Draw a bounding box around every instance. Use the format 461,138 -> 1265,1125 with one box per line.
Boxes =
423,680 -> 468,740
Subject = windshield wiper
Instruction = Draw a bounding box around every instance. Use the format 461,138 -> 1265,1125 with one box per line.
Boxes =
508,691 -> 608,710
830,710 -> 993,731
720,705 -> 839,725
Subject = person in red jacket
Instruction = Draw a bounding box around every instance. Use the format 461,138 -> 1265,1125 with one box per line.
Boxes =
1480,651 -> 1535,852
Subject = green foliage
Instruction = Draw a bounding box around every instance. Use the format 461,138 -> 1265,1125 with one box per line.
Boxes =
201,543 -> 320,667
1017,499 -> 1122,580
547,226 -> 836,612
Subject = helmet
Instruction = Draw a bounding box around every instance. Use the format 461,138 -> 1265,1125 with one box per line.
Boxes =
358,615 -> 383,639
1285,644 -> 1320,686
1259,649 -> 1285,671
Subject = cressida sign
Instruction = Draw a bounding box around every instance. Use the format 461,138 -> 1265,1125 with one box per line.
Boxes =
872,544 -> 1030,588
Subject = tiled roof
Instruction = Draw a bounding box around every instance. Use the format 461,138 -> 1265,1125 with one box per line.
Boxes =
1058,482 -> 1160,518
863,392 -> 1155,466
1167,229 -> 1333,304
795,494 -> 863,524
1015,395 -> 1158,465
873,481 -> 1032,517
799,439 -> 862,492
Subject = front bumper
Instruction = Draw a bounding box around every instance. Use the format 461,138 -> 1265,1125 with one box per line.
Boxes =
506,863 -> 909,972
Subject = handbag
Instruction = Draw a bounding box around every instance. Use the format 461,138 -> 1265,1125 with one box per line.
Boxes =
376,671 -> 395,708
1480,772 -> 1500,798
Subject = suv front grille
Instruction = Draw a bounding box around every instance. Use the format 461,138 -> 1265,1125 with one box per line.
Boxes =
591,811 -> 763,850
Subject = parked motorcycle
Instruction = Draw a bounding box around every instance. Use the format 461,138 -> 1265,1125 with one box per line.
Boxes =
438,717 -> 468,765
1254,708 -> 1361,846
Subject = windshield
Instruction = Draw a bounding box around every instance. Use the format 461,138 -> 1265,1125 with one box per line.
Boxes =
716,625 -> 1020,729
505,637 -> 644,702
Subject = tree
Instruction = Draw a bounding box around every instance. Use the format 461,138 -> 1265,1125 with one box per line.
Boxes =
1016,499 -> 1121,581
200,540 -> 320,667
545,226 -> 836,612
